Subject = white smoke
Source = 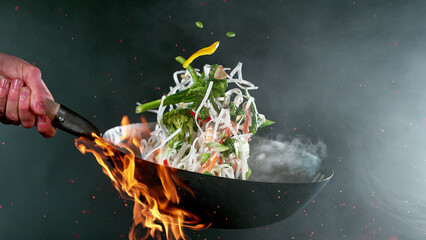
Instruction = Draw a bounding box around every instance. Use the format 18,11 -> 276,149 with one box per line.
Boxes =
249,136 -> 327,183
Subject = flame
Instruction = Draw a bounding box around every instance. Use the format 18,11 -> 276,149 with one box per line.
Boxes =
75,116 -> 209,240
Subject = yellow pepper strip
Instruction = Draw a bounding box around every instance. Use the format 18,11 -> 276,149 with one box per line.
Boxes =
182,41 -> 220,68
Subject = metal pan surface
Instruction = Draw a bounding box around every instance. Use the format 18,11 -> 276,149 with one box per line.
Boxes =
103,123 -> 333,229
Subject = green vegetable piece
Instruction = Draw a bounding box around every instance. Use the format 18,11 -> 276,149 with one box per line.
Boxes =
259,119 -> 275,128
226,32 -> 236,38
203,171 -> 214,176
136,63 -> 229,114
222,138 -> 236,158
229,103 -> 236,115
195,21 -> 204,28
205,142 -> 229,152
172,141 -> 184,150
162,108 -> 194,146
245,167 -> 252,180
201,153 -> 211,163
175,56 -> 199,84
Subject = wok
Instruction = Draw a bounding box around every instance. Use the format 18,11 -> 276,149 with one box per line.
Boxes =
44,99 -> 333,229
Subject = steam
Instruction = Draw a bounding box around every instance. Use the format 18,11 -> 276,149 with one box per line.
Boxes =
250,136 -> 327,183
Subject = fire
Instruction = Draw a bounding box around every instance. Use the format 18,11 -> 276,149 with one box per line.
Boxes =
75,116 -> 209,240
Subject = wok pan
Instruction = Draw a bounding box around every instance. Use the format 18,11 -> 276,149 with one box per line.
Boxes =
44,99 -> 334,229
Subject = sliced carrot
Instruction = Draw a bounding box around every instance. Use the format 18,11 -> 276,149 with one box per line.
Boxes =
200,154 -> 219,173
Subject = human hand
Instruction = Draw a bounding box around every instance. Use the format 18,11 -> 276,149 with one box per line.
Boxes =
0,53 -> 56,138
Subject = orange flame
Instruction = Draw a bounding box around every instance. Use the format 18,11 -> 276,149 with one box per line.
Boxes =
75,116 -> 209,240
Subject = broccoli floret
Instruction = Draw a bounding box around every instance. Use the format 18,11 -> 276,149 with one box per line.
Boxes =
162,108 -> 194,147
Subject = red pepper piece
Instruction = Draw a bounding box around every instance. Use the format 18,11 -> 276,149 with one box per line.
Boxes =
190,110 -> 211,122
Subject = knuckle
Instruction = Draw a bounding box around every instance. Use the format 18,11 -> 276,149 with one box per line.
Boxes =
28,66 -> 42,77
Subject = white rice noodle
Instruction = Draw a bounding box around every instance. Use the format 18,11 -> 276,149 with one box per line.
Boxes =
156,95 -> 169,136
213,108 -> 225,141
143,128 -> 182,159
203,64 -> 211,78
173,70 -> 186,85
220,164 -> 234,178
245,96 -> 254,111
227,62 -> 258,90
194,81 -> 214,132
171,143 -> 191,168
224,88 -> 243,107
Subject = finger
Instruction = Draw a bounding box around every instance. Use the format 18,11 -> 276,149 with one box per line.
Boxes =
0,78 -> 10,121
19,87 -> 36,128
36,115 -> 56,138
24,67 -> 47,116
5,79 -> 23,125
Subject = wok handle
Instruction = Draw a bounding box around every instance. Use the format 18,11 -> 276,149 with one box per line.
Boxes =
45,99 -> 101,139
0,73 -> 100,139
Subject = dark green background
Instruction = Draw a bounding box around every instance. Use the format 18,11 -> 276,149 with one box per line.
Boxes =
0,0 -> 425,239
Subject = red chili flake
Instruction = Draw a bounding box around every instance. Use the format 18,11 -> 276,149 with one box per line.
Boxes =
163,160 -> 168,166
14,6 -> 19,11
70,179 -> 75,183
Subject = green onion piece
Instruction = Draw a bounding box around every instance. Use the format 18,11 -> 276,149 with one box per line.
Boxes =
259,119 -> 275,128
195,21 -> 204,28
245,167 -> 252,180
206,142 -> 229,152
201,153 -> 211,163
203,171 -> 214,176
226,32 -> 236,38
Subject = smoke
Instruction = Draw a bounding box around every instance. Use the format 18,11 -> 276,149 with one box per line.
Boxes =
250,135 -> 327,183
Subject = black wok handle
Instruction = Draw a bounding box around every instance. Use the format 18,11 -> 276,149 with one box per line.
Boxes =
45,98 -> 101,139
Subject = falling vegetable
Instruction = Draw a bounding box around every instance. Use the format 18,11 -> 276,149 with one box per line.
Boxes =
195,21 -> 204,28
226,32 -> 236,37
